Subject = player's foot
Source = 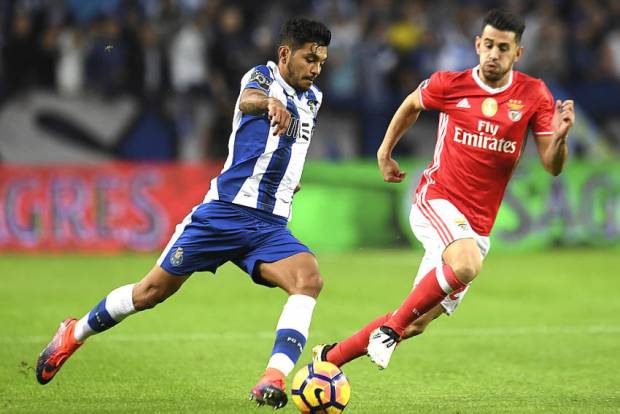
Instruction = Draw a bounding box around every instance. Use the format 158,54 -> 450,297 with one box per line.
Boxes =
311,343 -> 335,363
367,326 -> 400,370
36,318 -> 83,385
248,368 -> 287,409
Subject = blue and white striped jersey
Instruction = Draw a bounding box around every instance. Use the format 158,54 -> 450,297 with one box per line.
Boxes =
205,61 -> 323,219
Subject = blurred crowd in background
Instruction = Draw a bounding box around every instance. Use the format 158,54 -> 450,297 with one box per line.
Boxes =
1,0 -> 620,162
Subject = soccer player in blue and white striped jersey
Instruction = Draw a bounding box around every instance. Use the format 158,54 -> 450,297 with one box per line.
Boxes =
35,18 -> 330,410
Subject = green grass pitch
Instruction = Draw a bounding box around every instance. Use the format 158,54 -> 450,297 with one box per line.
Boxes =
1,249 -> 619,413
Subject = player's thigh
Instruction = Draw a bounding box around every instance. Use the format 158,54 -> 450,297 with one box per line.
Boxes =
235,224 -> 319,292
257,252 -> 322,297
411,198 -> 482,250
410,201 -> 487,314
412,199 -> 482,280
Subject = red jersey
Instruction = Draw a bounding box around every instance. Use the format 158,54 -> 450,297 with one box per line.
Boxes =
415,66 -> 555,236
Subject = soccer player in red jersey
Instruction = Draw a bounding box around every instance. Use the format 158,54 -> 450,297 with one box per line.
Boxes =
314,9 -> 575,369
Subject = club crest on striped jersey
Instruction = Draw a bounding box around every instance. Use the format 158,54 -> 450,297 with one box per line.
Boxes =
507,99 -> 524,122
481,98 -> 498,117
308,99 -> 319,118
170,247 -> 184,266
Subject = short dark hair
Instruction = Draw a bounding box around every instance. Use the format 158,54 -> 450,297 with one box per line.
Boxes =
482,9 -> 525,43
277,17 -> 331,51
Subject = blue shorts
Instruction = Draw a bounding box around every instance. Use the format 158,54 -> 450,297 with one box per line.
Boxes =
157,200 -> 312,287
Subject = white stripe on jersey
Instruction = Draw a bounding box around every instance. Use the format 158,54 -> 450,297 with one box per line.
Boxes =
204,72 -> 250,203
418,112 -> 449,203
157,205 -> 199,266
416,113 -> 452,244
273,145 -> 307,217
417,86 -> 427,110
232,85 -> 287,208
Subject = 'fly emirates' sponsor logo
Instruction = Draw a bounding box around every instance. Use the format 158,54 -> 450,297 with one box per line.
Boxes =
453,120 -> 517,154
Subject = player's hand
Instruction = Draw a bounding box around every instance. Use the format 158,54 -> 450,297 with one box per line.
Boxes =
553,99 -> 575,140
378,156 -> 406,183
267,98 -> 291,136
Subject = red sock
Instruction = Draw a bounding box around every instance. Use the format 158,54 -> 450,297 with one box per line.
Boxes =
326,312 -> 393,367
384,264 -> 465,337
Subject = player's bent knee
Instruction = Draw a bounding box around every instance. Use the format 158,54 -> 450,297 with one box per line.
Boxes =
449,255 -> 482,284
311,273 -> 324,294
451,264 -> 477,284
444,239 -> 482,284
292,271 -> 323,298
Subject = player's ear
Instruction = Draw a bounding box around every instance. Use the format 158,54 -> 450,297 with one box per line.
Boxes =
278,45 -> 291,65
514,45 -> 524,63
475,35 -> 482,56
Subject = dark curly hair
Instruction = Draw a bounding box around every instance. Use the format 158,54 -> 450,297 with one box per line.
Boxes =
482,9 -> 526,43
277,17 -> 331,52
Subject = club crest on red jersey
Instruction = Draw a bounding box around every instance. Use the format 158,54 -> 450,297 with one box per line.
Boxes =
507,99 -> 524,122
481,98 -> 497,117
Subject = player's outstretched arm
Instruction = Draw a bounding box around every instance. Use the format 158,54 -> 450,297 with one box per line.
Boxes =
534,99 -> 575,176
239,88 -> 291,136
377,88 -> 425,183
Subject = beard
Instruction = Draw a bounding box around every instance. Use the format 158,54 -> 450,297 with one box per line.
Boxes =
287,61 -> 312,91
481,64 -> 508,82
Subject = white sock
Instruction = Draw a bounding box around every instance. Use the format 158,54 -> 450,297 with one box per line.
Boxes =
73,314 -> 94,343
73,284 -> 136,342
267,294 -> 316,376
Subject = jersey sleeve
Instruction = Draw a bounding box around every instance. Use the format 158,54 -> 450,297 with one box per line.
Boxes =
418,71 -> 446,111
530,81 -> 555,136
242,65 -> 274,94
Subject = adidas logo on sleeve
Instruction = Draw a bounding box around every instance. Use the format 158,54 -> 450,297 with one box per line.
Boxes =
456,98 -> 471,109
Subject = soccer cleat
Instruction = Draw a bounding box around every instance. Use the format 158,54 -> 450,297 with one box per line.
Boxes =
248,368 -> 288,410
367,326 -> 400,370
36,318 -> 83,385
311,343 -> 335,363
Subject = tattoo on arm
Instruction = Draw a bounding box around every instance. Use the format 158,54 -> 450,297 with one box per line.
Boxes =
239,89 -> 270,115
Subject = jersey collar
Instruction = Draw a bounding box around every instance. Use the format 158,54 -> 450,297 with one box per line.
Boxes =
472,65 -> 513,94
267,61 -> 297,96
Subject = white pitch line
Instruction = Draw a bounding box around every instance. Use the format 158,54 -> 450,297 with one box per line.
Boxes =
431,325 -> 620,337
2,325 -> 620,344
